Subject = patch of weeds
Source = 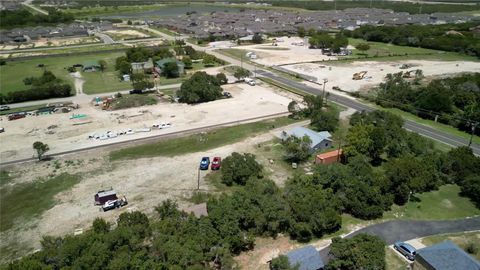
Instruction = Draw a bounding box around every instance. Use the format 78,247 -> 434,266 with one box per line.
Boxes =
187,191 -> 212,204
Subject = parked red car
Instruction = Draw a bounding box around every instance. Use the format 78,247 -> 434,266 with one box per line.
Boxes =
8,113 -> 25,121
211,157 -> 221,170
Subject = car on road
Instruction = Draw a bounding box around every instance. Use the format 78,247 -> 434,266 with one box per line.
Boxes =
211,157 -> 221,170
199,157 -> 210,170
394,242 -> 416,261
244,77 -> 256,86
0,105 -> 10,111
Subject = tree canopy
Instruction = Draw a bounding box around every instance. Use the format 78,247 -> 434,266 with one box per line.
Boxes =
221,152 -> 263,186
177,72 -> 223,104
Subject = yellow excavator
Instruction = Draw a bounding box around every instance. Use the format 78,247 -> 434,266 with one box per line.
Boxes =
352,71 -> 367,80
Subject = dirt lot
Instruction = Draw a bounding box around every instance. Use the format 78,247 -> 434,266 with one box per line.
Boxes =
0,116 -> 304,262
235,36 -> 336,66
282,60 -> 480,93
0,37 -> 101,50
103,29 -> 150,40
0,82 -> 294,163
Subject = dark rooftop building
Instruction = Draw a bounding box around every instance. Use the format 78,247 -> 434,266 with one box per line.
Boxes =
415,241 -> 480,270
283,245 -> 324,270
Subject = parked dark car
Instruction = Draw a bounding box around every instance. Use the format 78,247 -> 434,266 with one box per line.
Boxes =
199,157 -> 210,170
211,157 -> 221,170
394,242 -> 416,261
129,89 -> 143,94
223,92 -> 232,98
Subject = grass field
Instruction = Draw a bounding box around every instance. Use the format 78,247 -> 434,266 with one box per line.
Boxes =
61,4 -> 166,17
109,116 -> 297,160
344,38 -> 478,62
420,231 -> 480,260
109,94 -> 157,110
0,51 -> 128,95
384,184 -> 480,220
385,247 -> 409,270
0,104 -> 47,115
0,173 -> 81,232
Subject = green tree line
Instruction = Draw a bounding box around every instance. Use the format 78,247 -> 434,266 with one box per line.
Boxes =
0,9 -> 74,28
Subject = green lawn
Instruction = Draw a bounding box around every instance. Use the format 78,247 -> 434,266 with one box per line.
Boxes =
385,247 -> 409,270
151,27 -> 180,37
420,231 -> 480,260
0,173 -> 81,232
110,117 -> 298,160
343,38 -> 478,62
61,4 -> 166,17
0,51 -> 129,95
0,104 -> 47,115
383,184 -> 480,220
109,94 -> 157,110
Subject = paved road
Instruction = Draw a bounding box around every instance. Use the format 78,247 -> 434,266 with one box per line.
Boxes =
319,216 -> 480,263
22,0 -> 48,15
94,32 -> 115,44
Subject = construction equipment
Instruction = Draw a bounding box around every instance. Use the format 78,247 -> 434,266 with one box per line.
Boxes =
352,71 -> 367,80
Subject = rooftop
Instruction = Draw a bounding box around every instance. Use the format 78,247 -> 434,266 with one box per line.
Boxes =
417,240 -> 480,270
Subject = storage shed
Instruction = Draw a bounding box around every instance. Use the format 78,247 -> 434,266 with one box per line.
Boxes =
94,190 -> 118,205
315,149 -> 342,165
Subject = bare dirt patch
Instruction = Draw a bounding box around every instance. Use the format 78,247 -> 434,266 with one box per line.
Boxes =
0,82 -> 294,162
283,60 -> 480,93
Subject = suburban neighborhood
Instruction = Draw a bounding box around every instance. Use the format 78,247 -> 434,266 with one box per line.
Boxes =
0,0 -> 479,269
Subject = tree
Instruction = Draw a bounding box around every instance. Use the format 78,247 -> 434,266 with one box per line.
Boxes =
344,124 -> 374,158
92,218 -> 110,234
127,20 -> 132,25
163,61 -> 180,78
252,33 -> 263,44
297,26 -> 306,38
221,152 -> 263,186
98,60 -> 107,72
33,141 -> 49,161
215,73 -> 228,85
302,95 -> 323,116
131,73 -> 153,90
288,100 -> 301,118
233,67 -> 251,81
203,54 -> 216,67
327,234 -> 386,270
271,255 -> 298,270
182,56 -> 193,69
311,109 -> 338,132
460,175 -> 480,207
355,42 -> 370,52
282,135 -> 312,163
177,72 -> 223,104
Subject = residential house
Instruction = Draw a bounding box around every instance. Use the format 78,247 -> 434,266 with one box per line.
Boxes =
82,60 -> 101,72
155,58 -> 185,75
414,241 -> 480,270
271,245 -> 324,270
131,58 -> 154,73
280,126 -> 332,153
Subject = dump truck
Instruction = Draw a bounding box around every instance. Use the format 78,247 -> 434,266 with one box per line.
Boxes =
352,71 -> 367,80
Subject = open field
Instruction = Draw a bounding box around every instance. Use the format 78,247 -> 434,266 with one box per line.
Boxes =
346,38 -> 477,61
60,4 -> 167,17
384,184 -> 480,220
282,60 -> 480,93
0,44 -> 129,58
0,81 -> 298,163
0,115 -> 303,263
0,51 -> 127,95
420,231 -> 480,260
386,247 -> 409,270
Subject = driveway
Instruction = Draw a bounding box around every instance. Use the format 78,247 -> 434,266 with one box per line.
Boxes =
319,217 -> 480,263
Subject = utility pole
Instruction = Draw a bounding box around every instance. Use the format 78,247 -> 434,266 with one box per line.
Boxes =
197,169 -> 200,190
322,78 -> 328,104
469,122 -> 478,148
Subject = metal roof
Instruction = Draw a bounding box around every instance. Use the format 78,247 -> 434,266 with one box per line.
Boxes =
417,241 -> 480,270
282,126 -> 332,149
286,245 -> 324,270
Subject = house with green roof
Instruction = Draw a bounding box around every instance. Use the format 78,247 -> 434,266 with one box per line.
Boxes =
154,58 -> 185,75
82,60 -> 100,72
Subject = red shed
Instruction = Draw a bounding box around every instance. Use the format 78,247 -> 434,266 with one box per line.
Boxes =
315,149 -> 343,165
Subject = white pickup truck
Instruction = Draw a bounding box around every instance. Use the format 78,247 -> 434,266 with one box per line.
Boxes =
244,77 -> 256,86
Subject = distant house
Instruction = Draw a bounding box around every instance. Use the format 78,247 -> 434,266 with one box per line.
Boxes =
414,241 -> 480,270
315,149 -> 342,165
131,58 -> 154,73
82,60 -> 100,72
277,245 -> 324,270
279,127 -> 332,152
155,58 -> 185,75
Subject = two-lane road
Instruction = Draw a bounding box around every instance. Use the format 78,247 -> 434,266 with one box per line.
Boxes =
253,70 -> 480,155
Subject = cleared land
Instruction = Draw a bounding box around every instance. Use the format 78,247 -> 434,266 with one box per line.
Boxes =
0,81 -> 297,162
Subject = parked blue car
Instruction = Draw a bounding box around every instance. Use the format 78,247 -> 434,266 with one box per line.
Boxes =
199,157 -> 210,170
394,242 -> 416,261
